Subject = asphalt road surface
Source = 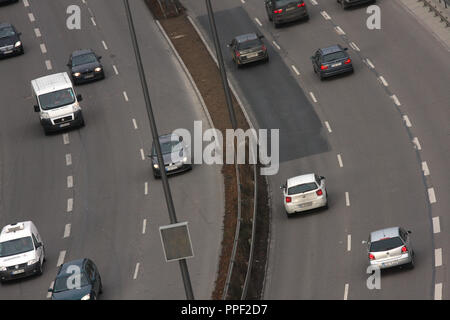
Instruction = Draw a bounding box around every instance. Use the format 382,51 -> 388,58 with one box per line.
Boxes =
183,0 -> 449,300
0,0 -> 224,299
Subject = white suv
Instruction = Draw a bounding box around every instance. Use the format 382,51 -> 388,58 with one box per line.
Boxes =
0,221 -> 45,283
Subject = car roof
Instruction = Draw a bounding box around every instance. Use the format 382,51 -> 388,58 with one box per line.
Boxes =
71,49 -> 95,57
370,227 -> 400,242
0,221 -> 33,242
235,33 -> 259,43
57,259 -> 86,276
157,133 -> 180,143
31,72 -> 73,96
0,23 -> 13,28
287,173 -> 316,188
320,45 -> 343,55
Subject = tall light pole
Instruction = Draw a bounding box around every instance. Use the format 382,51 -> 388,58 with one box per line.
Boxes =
123,0 -> 194,300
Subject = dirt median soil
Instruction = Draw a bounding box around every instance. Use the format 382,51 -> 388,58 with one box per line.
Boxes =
144,0 -> 270,300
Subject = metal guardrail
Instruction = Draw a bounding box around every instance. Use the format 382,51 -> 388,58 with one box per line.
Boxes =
418,0 -> 450,27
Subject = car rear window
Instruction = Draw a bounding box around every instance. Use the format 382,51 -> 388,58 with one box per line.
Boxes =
238,39 -> 261,50
274,0 -> 300,8
288,182 -> 317,195
370,237 -> 404,252
322,51 -> 347,63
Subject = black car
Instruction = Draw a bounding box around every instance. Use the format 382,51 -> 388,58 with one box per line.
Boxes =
0,23 -> 23,58
0,0 -> 19,6
49,258 -> 102,300
228,33 -> 268,68
337,0 -> 375,9
265,0 -> 309,28
311,45 -> 353,80
149,133 -> 192,178
67,49 -> 105,85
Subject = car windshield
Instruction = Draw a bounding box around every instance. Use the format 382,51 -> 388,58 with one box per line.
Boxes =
53,272 -> 89,293
152,140 -> 182,155
238,39 -> 261,50
274,0 -> 299,8
72,53 -> 97,67
370,237 -> 404,252
0,237 -> 34,258
288,182 -> 317,195
38,88 -> 75,110
0,26 -> 15,38
323,51 -> 347,63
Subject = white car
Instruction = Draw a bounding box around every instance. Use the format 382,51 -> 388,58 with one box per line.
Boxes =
281,173 -> 328,217
0,221 -> 45,283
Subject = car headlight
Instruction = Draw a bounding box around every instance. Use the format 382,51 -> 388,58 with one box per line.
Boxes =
81,294 -> 91,300
14,41 -> 21,47
73,104 -> 81,112
27,258 -> 39,266
94,67 -> 102,72
73,72 -> 81,77
41,112 -> 50,119
182,156 -> 188,163
153,163 -> 159,169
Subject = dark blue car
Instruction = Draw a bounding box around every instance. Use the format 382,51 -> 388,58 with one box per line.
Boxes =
311,45 -> 354,80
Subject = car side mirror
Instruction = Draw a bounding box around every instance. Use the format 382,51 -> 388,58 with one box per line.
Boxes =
280,184 -> 286,190
408,230 -> 412,234
18,32 -> 22,36
320,176 -> 325,180
34,105 -> 40,112
178,136 -> 183,142
344,47 -> 348,51
98,56 -> 102,60
48,288 -> 53,293
36,242 -> 42,248
76,94 -> 83,102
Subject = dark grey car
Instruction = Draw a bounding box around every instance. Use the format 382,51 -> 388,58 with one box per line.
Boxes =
149,133 -> 192,178
228,33 -> 268,68
0,23 -> 23,58
311,45 -> 353,80
265,0 -> 309,28
337,0 -> 375,9
67,49 -> 105,85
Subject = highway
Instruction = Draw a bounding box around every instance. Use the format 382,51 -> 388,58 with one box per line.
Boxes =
183,0 -> 449,299
0,0 -> 224,299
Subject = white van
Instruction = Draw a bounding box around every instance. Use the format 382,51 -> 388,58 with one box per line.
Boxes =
0,221 -> 46,283
31,72 -> 85,134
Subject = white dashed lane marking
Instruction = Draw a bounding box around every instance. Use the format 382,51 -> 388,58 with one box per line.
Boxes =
324,121 -> 332,133
123,91 -> 129,102
40,44 -> 47,54
292,65 -> 300,76
435,248 -> 442,267
335,26 -> 345,35
132,118 -> 138,130
34,28 -> 41,37
67,198 -> 73,213
28,13 -> 35,22
378,76 -> 388,87
63,133 -> 70,145
402,115 -> 412,128
46,281 -> 54,299
337,154 -> 343,168
63,224 -> 71,238
66,154 -> 72,166
133,263 -> 140,280
320,11 -> 331,20
67,176 -> 73,188
45,60 -> 52,70
113,65 -> 119,75
344,284 -> 349,300
412,137 -> 422,150
347,234 -> 351,251
144,182 -> 148,195
349,42 -> 360,52
309,92 -> 317,103
57,251 -> 66,267
254,17 -> 262,27
140,148 -> 145,161
432,217 -> 440,234
345,192 -> 350,206
422,161 -> 430,176
91,17 -> 96,26
23,0 -> 29,7
435,283 -> 442,300
391,94 -> 401,106
365,58 -> 375,69
102,40 -> 108,50
428,188 -> 437,204
272,41 -> 281,50
142,219 -> 147,234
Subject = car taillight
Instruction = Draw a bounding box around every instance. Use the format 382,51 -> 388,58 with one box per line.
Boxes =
274,9 -> 283,13
320,65 -> 328,70
297,3 -> 305,7
285,197 -> 292,203
344,58 -> 351,64
401,246 -> 408,253
369,253 -> 375,260
316,189 -> 323,196
236,51 -> 240,57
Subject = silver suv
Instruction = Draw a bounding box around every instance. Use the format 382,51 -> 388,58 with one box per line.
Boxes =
368,227 -> 414,270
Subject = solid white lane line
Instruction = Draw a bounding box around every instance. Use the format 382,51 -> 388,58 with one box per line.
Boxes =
28,13 -> 35,22
39,43 -> 47,54
422,161 -> 430,176
337,154 -> 343,168
292,65 -> 300,76
412,137 -> 422,150
67,198 -> 73,213
47,281 -> 54,299
428,188 -> 437,204
133,263 -> 140,280
272,41 -> 281,50
132,118 -> 138,130
432,217 -> 440,234
344,284 -> 349,300
345,192 -> 350,206
391,94 -> 401,106
23,0 -> 29,7
435,283 -> 442,300
435,248 -> 442,267
142,219 -> 147,234
67,176 -> 73,188
378,76 -> 388,87
320,11 -> 331,20
349,42 -> 360,51
45,60 -> 52,70
123,91 -> 129,102
63,133 -> 70,145
309,92 -> 317,103
335,26 -> 345,35
87,7 -> 94,17
113,65 -> 119,75
365,58 -> 375,69
254,17 -> 262,27
66,154 -> 72,166
347,235 -> 351,251
324,121 -> 332,133
91,17 -> 96,26
102,40 -> 108,50
57,251 -> 66,267
140,148 -> 145,161
34,28 -> 41,37
64,224 -> 71,238
144,182 -> 148,195
403,115 -> 412,127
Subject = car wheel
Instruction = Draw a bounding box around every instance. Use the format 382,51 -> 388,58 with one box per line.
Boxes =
153,170 -> 159,179
304,15 -> 310,22
36,261 -> 43,276
341,1 -> 348,9
319,74 -> 324,81
285,211 -> 292,218
264,56 -> 269,63
43,127 -> 50,136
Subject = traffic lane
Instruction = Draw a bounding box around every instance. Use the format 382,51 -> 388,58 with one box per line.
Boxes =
265,154 -> 353,299
197,6 -> 330,163
0,3 -> 73,299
